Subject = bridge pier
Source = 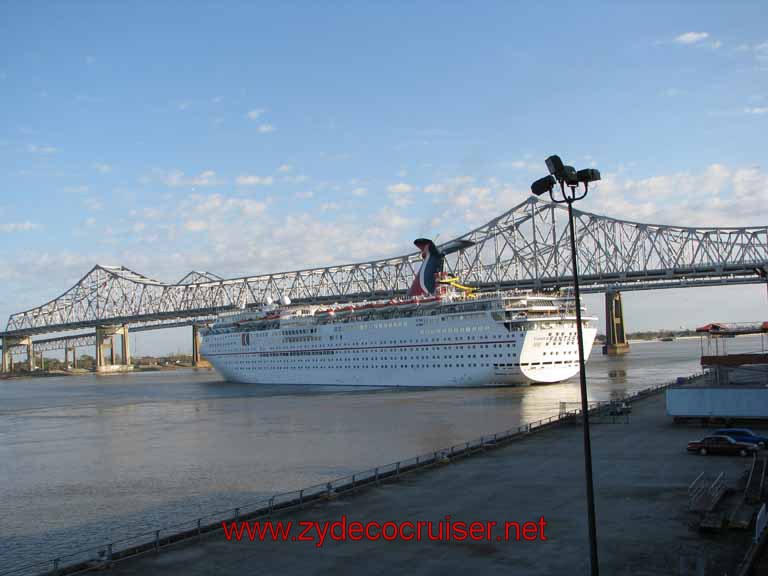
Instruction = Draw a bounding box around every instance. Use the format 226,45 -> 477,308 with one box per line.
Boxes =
95,324 -> 132,373
602,290 -> 630,355
1,336 -> 34,373
65,343 -> 78,370
192,324 -> 211,368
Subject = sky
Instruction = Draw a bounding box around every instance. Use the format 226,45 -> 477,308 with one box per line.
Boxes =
1,1 -> 768,354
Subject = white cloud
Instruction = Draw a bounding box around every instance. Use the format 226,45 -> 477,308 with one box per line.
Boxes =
674,32 -> 709,45
185,220 -> 208,232
580,163 -> 768,226
387,182 -> 415,207
744,107 -> 768,115
320,202 -> 340,212
754,42 -> 768,64
0,221 -> 37,232
257,123 -> 275,133
27,144 -> 57,154
284,174 -> 308,184
295,191 -> 314,199
387,182 -> 414,195
351,187 -> 368,197
247,108 -> 265,120
177,101 -> 191,111
278,164 -> 293,173
507,160 -> 539,171
95,163 -> 112,173
161,169 -> 218,188
83,197 -> 104,211
185,193 -> 269,218
63,185 -> 89,194
236,175 -> 274,186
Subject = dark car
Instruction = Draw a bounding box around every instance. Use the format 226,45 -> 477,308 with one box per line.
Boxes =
687,435 -> 758,457
713,428 -> 768,448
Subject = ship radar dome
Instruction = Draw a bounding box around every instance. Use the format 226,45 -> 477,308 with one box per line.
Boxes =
265,296 -> 274,305
280,295 -> 292,306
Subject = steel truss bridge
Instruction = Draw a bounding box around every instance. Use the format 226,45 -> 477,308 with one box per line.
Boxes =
2,196 -> 767,356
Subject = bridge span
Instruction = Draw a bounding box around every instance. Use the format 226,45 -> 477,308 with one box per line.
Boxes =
2,196 -> 767,371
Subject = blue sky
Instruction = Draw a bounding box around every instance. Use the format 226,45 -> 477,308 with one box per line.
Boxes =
2,2 -> 768,353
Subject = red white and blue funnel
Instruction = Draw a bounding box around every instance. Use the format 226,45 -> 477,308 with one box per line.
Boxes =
407,238 -> 444,297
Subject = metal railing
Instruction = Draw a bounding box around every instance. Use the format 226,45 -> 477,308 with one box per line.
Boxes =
0,380 -> 676,576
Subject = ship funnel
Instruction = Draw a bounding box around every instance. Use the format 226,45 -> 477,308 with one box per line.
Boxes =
407,238 -> 444,297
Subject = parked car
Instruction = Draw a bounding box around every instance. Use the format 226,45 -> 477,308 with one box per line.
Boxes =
713,428 -> 768,448
687,435 -> 758,457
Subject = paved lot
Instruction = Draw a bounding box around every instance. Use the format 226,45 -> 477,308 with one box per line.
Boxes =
108,393 -> 760,576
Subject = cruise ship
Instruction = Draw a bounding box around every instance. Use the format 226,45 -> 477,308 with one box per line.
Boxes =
200,238 -> 598,386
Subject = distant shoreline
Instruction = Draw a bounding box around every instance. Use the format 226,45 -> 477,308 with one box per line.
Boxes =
0,364 -> 209,381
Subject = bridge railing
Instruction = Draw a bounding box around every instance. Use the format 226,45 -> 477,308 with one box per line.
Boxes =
0,380 -> 678,576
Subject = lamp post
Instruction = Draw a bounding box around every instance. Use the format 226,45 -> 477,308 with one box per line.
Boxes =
531,155 -> 601,576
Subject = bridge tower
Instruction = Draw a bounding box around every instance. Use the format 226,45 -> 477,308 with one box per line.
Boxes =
602,290 -> 630,355
95,324 -> 132,372
192,324 -> 211,368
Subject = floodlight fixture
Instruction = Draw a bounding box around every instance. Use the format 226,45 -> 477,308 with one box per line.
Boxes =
545,155 -> 564,177
562,165 -> 579,186
577,168 -> 601,184
531,175 -> 556,196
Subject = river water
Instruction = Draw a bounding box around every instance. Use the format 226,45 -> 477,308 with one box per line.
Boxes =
1,335 -> 765,570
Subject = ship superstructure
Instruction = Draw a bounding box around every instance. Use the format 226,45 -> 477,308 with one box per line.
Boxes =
200,238 -> 597,386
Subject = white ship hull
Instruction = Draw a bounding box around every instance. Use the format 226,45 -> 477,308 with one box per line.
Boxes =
201,305 -> 597,387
